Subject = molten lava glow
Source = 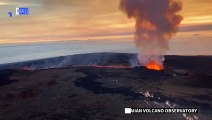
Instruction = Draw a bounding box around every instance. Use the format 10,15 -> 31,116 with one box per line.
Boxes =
145,61 -> 164,71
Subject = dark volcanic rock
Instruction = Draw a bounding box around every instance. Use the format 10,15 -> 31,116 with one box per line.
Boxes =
74,68 -> 141,100
0,53 -> 211,120
186,74 -> 212,88
0,69 -> 18,87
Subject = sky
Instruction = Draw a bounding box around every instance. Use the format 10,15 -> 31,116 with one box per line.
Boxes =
0,0 -> 212,55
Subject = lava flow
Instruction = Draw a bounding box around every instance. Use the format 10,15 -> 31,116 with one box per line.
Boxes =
73,65 -> 131,69
145,61 -> 164,71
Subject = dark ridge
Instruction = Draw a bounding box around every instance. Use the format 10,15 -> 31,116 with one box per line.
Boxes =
186,74 -> 212,88
0,53 -> 137,70
0,53 -> 211,75
0,69 -> 18,87
131,67 -> 168,78
165,56 -> 212,74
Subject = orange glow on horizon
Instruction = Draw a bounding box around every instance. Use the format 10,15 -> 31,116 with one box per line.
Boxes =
0,0 -> 211,44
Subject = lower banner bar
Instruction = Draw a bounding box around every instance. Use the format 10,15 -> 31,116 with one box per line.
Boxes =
125,108 -> 198,114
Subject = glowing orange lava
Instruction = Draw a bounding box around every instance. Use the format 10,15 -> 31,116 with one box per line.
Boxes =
145,61 -> 164,71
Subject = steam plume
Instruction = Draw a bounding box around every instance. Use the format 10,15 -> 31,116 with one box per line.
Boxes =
119,0 -> 183,69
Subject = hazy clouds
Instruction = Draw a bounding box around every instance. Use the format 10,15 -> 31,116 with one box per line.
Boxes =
0,0 -> 211,55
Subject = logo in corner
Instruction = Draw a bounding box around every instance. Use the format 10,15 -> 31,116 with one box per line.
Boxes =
16,8 -> 29,15
8,12 -> 13,17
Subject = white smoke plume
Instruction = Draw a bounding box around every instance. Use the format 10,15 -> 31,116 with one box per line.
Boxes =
119,0 -> 183,69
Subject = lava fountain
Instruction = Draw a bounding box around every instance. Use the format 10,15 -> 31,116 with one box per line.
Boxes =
119,0 -> 183,70
145,61 -> 164,70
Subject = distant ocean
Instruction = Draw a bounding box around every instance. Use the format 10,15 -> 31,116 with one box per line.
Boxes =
0,40 -> 135,65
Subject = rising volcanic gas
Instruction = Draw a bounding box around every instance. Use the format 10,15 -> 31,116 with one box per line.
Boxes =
119,0 -> 183,70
